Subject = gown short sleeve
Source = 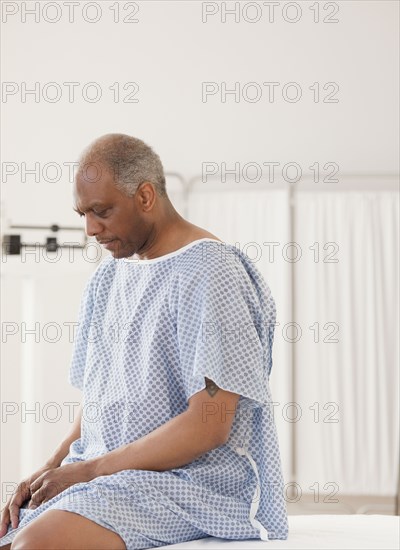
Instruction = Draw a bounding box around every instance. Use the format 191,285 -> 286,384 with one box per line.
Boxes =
175,244 -> 275,407
68,257 -> 113,391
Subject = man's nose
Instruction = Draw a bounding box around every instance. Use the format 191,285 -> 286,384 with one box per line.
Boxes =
85,213 -> 104,237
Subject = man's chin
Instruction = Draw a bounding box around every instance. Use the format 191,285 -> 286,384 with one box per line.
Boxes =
107,245 -> 135,260
109,249 -> 126,258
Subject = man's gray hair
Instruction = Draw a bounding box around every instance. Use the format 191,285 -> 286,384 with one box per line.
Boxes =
77,133 -> 167,198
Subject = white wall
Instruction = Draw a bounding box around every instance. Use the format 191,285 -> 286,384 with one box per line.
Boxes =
2,1 -> 398,233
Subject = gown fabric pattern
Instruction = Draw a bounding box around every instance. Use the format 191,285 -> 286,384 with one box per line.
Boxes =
0,238 -> 289,549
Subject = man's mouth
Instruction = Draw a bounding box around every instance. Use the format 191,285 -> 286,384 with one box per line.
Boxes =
98,239 -> 117,249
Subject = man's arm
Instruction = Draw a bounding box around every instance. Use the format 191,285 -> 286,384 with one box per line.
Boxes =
87,380 -> 240,477
45,404 -> 82,468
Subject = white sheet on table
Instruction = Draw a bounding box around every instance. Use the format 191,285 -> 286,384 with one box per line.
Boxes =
162,515 -> 399,550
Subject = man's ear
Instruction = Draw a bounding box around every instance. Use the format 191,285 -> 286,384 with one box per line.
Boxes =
137,182 -> 156,210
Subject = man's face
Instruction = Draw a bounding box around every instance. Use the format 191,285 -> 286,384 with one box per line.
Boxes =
73,163 -> 151,259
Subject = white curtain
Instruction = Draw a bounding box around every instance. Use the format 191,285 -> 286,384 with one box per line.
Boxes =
294,190 -> 399,496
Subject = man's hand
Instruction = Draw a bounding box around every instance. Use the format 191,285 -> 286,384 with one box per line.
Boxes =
0,461 -> 93,537
27,461 -> 93,510
0,464 -> 53,536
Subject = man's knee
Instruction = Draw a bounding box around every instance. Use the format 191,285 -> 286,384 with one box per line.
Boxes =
11,516 -> 62,550
10,511 -> 126,550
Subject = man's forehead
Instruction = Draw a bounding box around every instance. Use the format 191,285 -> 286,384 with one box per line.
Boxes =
73,178 -> 113,211
73,167 -> 113,196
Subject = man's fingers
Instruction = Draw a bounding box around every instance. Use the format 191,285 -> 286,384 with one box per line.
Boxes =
14,483 -> 30,505
29,473 -> 44,495
29,486 -> 48,509
28,490 -> 40,508
27,498 -> 36,510
9,502 -> 21,529
0,484 -> 28,533
8,484 -> 30,530
0,506 -> 11,537
0,474 -> 50,532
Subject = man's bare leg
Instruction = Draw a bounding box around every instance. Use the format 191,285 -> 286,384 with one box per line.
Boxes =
0,544 -> 11,549
10,510 -> 126,550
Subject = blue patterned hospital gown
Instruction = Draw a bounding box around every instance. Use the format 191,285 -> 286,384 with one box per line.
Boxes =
0,238 -> 288,549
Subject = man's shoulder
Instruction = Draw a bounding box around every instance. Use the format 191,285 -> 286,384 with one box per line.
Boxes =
176,240 -> 245,283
